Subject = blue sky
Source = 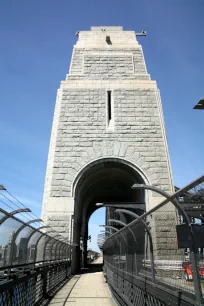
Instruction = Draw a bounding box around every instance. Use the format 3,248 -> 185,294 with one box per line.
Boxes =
0,0 -> 204,251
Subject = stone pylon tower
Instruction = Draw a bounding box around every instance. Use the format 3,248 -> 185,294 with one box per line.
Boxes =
41,27 -> 174,267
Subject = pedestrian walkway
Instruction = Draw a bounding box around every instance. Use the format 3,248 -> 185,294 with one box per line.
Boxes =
49,258 -> 115,306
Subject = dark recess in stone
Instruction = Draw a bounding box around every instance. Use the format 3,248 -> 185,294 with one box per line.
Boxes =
106,36 -> 112,45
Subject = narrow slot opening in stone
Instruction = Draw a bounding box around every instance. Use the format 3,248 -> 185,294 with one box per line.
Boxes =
106,36 -> 112,45
107,91 -> 112,123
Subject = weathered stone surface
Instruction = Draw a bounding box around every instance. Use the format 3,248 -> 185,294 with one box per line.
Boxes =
47,215 -> 70,221
49,86 -> 171,193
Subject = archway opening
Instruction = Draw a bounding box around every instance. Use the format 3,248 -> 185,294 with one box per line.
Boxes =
87,207 -> 105,263
71,158 -> 147,273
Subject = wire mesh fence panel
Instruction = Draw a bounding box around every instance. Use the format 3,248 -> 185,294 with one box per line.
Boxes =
146,201 -> 190,292
0,189 -> 71,305
35,235 -> 49,262
103,178 -> 204,305
60,244 -> 67,259
47,263 -> 66,294
0,261 -> 71,306
130,221 -> 148,278
0,217 -> 22,267
176,179 -> 204,298
34,274 -> 43,304
14,226 -> 36,265
27,232 -> 43,264
11,276 -> 37,306
59,243 -> 68,260
43,238 -> 59,261
0,287 -> 12,306
50,240 -> 58,261
54,241 -> 62,260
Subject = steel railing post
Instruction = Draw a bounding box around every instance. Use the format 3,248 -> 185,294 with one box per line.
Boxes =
42,267 -> 49,299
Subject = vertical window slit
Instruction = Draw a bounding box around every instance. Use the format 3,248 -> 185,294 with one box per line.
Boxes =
108,91 -> 112,122
107,90 -> 114,130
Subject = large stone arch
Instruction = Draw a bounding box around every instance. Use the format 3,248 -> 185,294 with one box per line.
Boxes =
71,157 -> 149,273
71,157 -> 151,197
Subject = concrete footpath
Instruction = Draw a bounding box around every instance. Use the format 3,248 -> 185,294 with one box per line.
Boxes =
49,257 -> 115,306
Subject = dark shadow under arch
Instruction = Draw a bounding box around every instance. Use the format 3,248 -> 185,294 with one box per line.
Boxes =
71,157 -> 148,273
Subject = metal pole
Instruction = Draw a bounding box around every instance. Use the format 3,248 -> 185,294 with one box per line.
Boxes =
66,245 -> 70,261
69,215 -> 73,261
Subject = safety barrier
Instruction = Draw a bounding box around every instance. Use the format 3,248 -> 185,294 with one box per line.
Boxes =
0,205 -> 71,268
103,175 -> 204,306
0,259 -> 71,305
0,186 -> 72,305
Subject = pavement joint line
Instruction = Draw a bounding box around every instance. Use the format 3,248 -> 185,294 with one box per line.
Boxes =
49,275 -> 81,306
62,275 -> 82,306
67,297 -> 112,298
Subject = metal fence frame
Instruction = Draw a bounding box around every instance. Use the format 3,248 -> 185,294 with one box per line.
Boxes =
0,194 -> 73,305
0,259 -> 71,306
103,175 -> 204,306
0,206 -> 71,269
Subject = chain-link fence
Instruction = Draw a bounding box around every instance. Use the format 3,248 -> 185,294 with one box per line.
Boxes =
103,175 -> 204,306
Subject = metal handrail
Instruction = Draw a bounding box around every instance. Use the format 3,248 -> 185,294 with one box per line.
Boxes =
0,208 -> 31,225
104,175 -> 204,244
115,209 -> 154,282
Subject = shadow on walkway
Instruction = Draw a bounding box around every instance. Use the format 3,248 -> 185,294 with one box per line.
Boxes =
81,263 -> 103,274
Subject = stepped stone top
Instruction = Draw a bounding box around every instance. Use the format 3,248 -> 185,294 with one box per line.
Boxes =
76,26 -> 139,49
91,26 -> 123,31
